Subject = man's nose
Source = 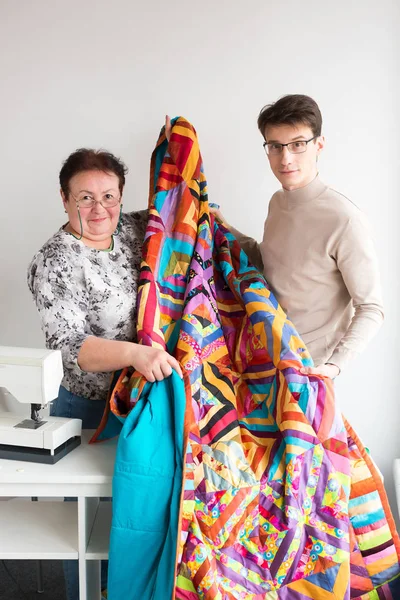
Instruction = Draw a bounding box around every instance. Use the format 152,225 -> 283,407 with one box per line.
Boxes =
280,146 -> 292,166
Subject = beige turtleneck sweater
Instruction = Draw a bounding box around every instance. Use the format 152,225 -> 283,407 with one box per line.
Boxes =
230,176 -> 384,371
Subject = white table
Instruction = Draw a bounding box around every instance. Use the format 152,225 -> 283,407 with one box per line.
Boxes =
0,431 -> 116,600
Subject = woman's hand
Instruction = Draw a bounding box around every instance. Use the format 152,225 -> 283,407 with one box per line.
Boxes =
299,363 -> 340,379
165,115 -> 172,141
78,337 -> 183,378
164,117 -> 229,230
131,344 -> 183,382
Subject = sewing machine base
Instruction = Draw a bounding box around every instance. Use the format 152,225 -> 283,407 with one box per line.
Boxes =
0,435 -> 81,464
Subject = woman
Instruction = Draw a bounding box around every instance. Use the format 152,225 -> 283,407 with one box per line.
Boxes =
27,147 -> 182,600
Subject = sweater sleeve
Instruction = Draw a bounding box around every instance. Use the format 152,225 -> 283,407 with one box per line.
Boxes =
27,250 -> 89,375
229,226 -> 264,273
327,213 -> 384,370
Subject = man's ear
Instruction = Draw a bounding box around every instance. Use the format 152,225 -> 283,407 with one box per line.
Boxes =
316,135 -> 325,154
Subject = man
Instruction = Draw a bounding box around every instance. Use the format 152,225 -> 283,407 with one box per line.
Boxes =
211,95 -> 384,378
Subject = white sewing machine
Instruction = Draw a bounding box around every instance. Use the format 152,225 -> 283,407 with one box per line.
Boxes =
0,346 -> 82,464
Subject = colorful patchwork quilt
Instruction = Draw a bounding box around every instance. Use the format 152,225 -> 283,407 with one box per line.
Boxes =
93,117 -> 400,600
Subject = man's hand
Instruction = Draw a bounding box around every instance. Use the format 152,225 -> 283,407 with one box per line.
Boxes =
300,363 -> 340,379
209,206 -> 229,227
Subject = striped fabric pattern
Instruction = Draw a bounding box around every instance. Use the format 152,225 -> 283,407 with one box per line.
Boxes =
107,118 -> 400,599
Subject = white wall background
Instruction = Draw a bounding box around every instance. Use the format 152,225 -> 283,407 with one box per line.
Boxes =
1,0 -> 399,516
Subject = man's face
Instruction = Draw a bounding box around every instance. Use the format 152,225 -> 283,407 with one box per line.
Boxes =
264,123 -> 325,191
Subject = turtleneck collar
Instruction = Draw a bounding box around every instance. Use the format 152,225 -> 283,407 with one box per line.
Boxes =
280,174 -> 327,209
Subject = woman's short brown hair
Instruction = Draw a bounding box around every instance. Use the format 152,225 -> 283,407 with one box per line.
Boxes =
257,95 -> 322,139
59,148 -> 128,197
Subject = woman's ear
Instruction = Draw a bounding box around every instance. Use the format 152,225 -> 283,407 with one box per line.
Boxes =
60,188 -> 68,212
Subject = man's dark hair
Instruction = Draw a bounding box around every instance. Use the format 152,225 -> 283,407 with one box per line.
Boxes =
257,94 -> 322,139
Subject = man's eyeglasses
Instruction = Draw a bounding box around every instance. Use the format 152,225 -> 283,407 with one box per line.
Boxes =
263,136 -> 318,156
70,192 -> 121,209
